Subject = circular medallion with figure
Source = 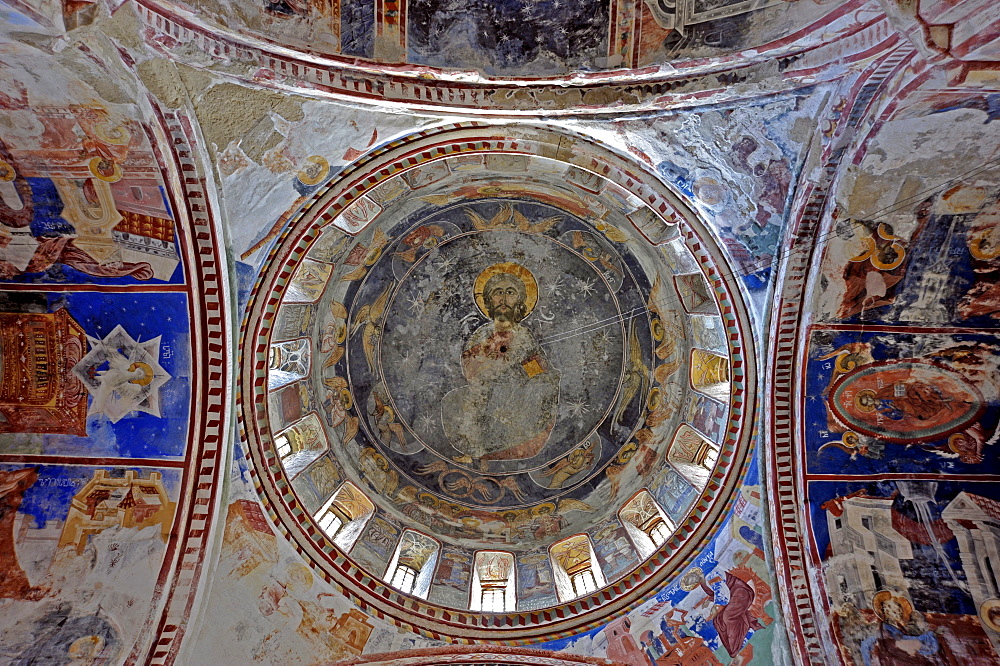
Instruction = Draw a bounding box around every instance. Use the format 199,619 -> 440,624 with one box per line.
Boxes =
346,201 -> 649,509
241,126 -> 754,640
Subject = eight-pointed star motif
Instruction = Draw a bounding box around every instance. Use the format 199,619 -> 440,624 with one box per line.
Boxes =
72,325 -> 171,423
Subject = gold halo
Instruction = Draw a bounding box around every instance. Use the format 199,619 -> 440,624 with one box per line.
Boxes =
340,388 -> 353,410
89,157 -> 123,183
127,361 -> 154,386
647,387 -> 661,411
679,568 -> 704,591
979,598 -> 1000,632
68,635 -> 104,659
297,155 -> 329,186
854,389 -> 877,413
0,159 -> 15,182
473,262 -> 538,319
872,590 -> 912,625
95,121 -> 132,145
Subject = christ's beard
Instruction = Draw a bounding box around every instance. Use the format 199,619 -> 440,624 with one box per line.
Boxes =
489,304 -> 524,324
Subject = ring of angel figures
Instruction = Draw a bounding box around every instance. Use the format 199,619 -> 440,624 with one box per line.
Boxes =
339,199 -> 656,507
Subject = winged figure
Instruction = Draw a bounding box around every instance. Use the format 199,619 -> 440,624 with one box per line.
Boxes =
614,318 -> 650,426
465,203 -> 560,234
350,283 -> 393,374
340,229 -> 390,282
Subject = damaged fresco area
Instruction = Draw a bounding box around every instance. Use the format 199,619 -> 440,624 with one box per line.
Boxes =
0,31 -> 210,666
815,107 -> 1000,327
249,134 -> 748,619
147,0 -> 838,76
200,93 -> 434,294
545,452 -> 776,666
796,91 -> 1000,664
811,480 -> 1000,664
406,0 -> 610,76
606,90 -> 827,300
188,448 -> 442,663
634,0 -> 838,67
0,464 -> 180,663
0,44 -> 181,286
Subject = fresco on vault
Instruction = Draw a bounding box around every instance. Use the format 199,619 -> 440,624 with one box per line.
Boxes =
0,464 -> 179,662
636,0 -> 833,67
406,0 -> 610,76
428,545 -> 472,608
544,452 -> 773,665
250,126 -> 755,623
591,518 -> 639,583
331,198 -> 660,526
810,480 -> 1000,664
633,93 -> 825,295
817,176 -> 1000,327
803,328 -> 1000,475
0,50 -> 183,286
194,467 -> 443,664
0,291 -> 191,459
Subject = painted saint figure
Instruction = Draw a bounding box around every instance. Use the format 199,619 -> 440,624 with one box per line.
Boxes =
442,262 -> 559,466
860,591 -> 943,666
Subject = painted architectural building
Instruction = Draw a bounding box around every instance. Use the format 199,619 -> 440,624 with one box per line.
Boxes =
0,0 -> 998,663
58,470 -> 175,554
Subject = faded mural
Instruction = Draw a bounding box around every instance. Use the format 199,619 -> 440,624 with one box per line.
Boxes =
255,156 -> 741,614
0,30 -> 201,665
170,0 -> 840,76
794,92 -> 1000,663
1,0 -> 999,663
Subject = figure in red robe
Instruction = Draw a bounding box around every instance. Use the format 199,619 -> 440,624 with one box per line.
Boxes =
0,467 -> 43,600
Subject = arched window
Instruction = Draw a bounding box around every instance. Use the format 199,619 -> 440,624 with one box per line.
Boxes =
272,413 -> 328,478
385,530 -> 440,599
550,534 -> 606,602
666,424 -> 719,489
470,551 -> 515,612
268,338 -> 311,389
690,349 -> 730,402
274,433 -> 294,460
619,489 -> 674,559
313,481 -> 375,552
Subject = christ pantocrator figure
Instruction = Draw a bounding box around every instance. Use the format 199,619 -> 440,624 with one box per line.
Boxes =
442,262 -> 560,467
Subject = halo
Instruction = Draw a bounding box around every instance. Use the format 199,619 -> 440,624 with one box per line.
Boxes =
127,362 -> 154,386
0,159 -> 15,182
297,155 -> 329,186
94,121 -> 132,146
854,389 -> 877,413
872,590 -> 912,625
473,262 -> 538,319
979,598 -> 1000,632
88,157 -> 123,183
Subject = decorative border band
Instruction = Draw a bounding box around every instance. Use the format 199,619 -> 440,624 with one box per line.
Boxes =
238,123 -> 758,641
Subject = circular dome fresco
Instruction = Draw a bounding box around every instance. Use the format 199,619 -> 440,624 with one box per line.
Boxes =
239,124 -> 756,642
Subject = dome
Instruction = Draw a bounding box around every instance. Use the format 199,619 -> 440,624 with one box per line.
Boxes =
3,0 -> 999,662
144,0 -> 842,79
241,124 -> 756,638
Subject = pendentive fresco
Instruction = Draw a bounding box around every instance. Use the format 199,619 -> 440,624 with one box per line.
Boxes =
1,0 -> 999,663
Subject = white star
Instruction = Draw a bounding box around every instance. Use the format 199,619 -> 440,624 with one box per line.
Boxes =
72,325 -> 171,423
407,294 -> 425,314
435,256 -> 457,272
546,277 -> 564,297
594,329 -> 613,350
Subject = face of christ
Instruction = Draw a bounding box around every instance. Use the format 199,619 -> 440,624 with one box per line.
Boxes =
484,274 -> 527,328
